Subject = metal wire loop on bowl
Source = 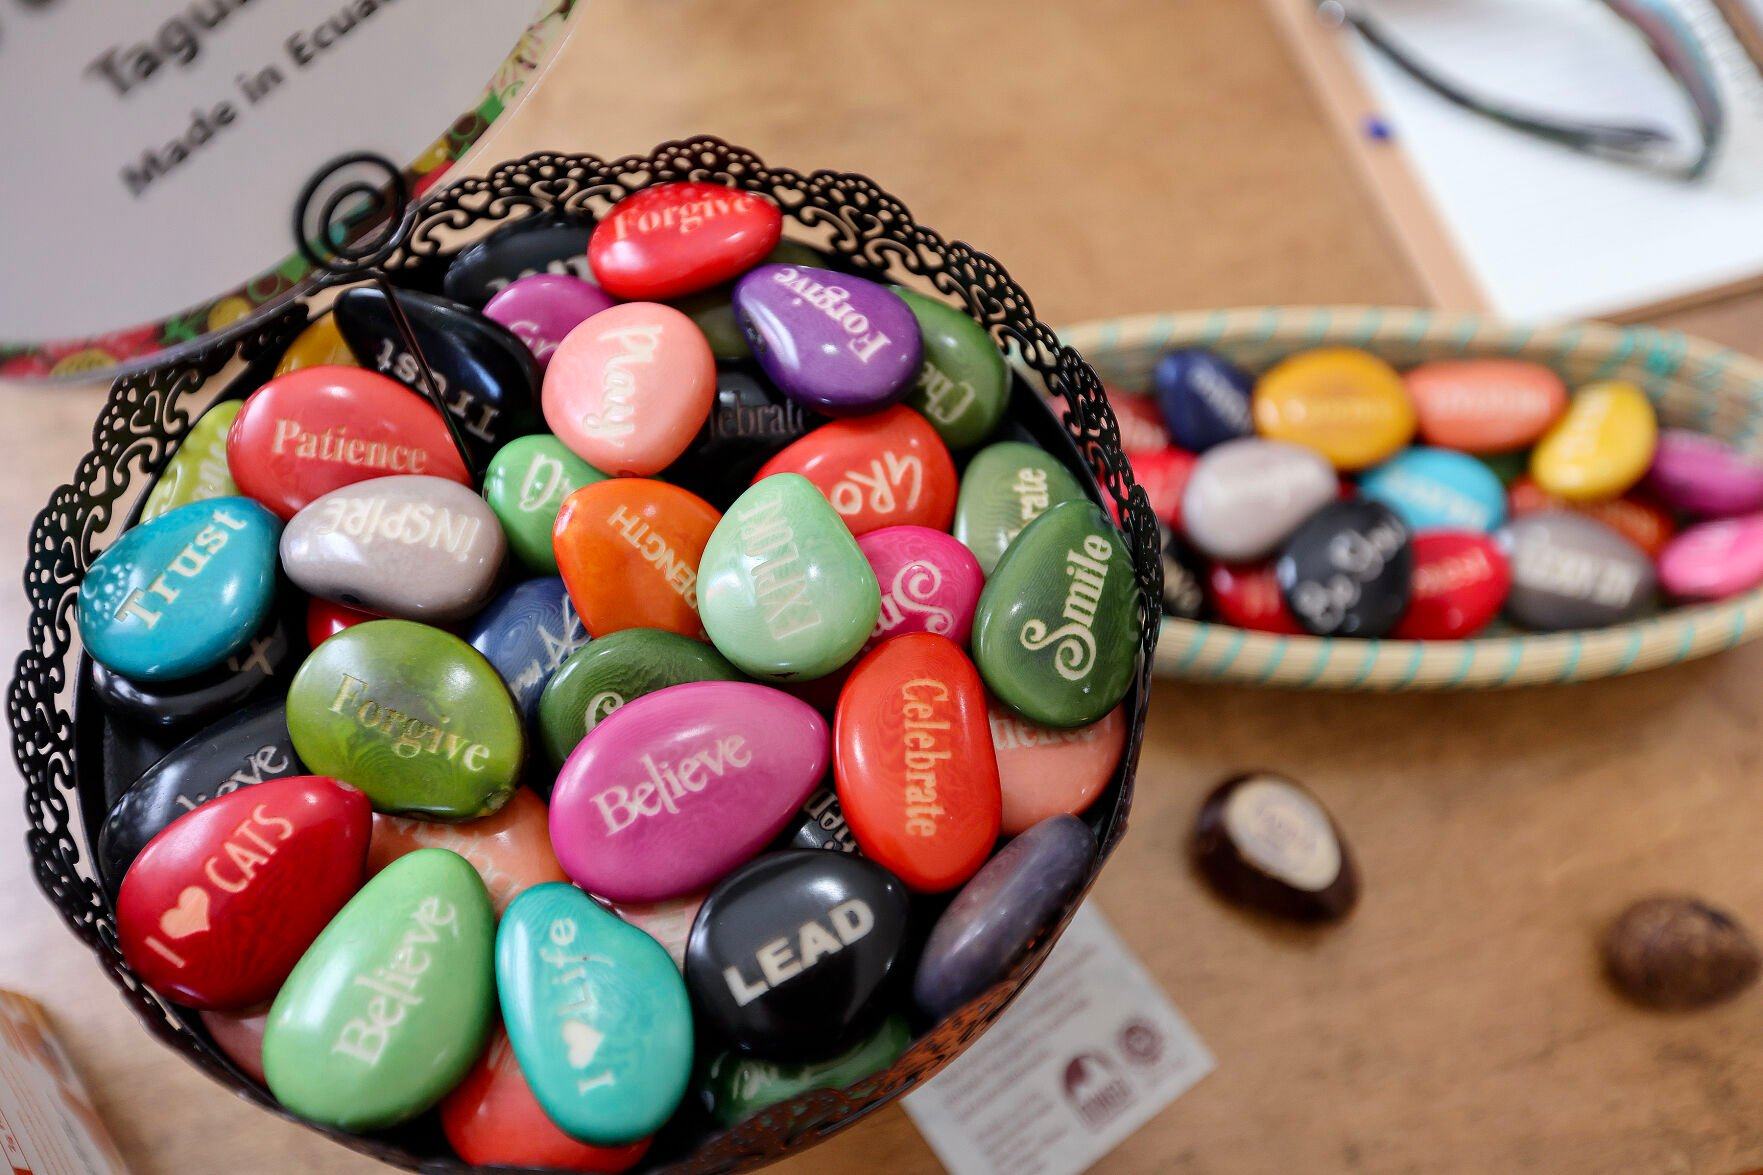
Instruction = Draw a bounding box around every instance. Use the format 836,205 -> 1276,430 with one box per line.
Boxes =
291,151 -> 415,278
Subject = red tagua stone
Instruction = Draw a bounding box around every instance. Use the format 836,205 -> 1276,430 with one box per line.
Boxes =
589,182 -> 783,302
553,478 -> 721,639
368,787 -> 565,915
1104,386 -> 1172,455
1391,531 -> 1511,640
1207,562 -> 1303,635
755,405 -> 957,536
834,633 -> 1002,892
1129,446 -> 1196,528
1508,477 -> 1675,558
305,597 -> 380,647
441,1028 -> 651,1172
226,366 -> 470,520
116,776 -> 370,1010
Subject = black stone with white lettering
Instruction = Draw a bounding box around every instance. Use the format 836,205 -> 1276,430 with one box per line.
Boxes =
1275,500 -> 1413,638
685,850 -> 909,1062
96,699 -> 306,895
333,285 -> 544,466
662,368 -> 819,507
89,607 -> 302,734
441,213 -> 598,308
1159,525 -> 1206,620
781,787 -> 860,855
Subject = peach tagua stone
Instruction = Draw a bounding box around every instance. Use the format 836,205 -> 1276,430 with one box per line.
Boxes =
367,788 -> 565,915
553,478 -> 721,639
989,700 -> 1126,835
1405,358 -> 1568,454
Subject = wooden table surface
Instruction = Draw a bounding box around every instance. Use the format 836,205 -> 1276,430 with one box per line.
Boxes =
5,2 -> 1763,1171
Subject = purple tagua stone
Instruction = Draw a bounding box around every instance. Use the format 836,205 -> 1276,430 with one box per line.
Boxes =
482,274 -> 617,371
732,264 -> 923,417
912,814 -> 1096,1021
1646,429 -> 1763,518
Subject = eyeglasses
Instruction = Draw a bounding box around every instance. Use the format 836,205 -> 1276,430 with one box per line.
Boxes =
1319,0 -> 1727,181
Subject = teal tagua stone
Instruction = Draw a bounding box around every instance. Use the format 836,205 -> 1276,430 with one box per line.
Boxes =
892,287 -> 1009,450
954,442 -> 1087,575
286,620 -> 524,819
482,434 -> 607,574
263,849 -> 495,1132
141,400 -> 243,522
699,474 -> 880,681
78,497 -> 280,681
701,1015 -> 911,1128
537,627 -> 745,766
972,499 -> 1138,728
497,882 -> 694,1145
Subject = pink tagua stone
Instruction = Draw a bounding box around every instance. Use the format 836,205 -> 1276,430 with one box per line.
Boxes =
549,681 -> 829,903
609,892 -> 706,970
483,274 -> 617,371
542,302 -> 715,476
1656,514 -> 1763,601
988,700 -> 1126,835
1647,429 -> 1763,518
857,525 -> 985,652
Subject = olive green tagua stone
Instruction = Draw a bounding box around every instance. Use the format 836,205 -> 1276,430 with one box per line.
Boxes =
538,627 -> 746,766
954,441 -> 1088,575
972,498 -> 1138,728
703,1015 -> 911,1127
482,435 -> 607,574
892,287 -> 1009,450
141,401 -> 243,522
286,620 -> 524,819
263,849 -> 495,1132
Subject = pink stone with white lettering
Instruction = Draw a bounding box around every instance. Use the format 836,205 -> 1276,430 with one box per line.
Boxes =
482,274 -> 616,371
548,681 -> 828,903
1657,514 -> 1763,601
856,525 -> 985,652
1646,429 -> 1763,518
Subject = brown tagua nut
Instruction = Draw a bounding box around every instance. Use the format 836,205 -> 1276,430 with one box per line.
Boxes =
1191,771 -> 1359,922
1602,896 -> 1762,1010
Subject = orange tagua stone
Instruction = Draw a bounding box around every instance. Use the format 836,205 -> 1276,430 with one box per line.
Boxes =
553,478 -> 721,640
1508,476 -> 1676,558
1252,347 -> 1416,471
755,405 -> 957,536
367,788 -> 565,915
834,633 -> 1001,893
989,700 -> 1126,835
1404,358 -> 1568,454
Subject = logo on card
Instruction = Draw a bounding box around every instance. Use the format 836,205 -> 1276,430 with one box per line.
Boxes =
1061,1051 -> 1134,1131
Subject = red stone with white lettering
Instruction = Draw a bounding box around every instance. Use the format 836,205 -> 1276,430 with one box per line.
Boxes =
754,406 -> 956,536
226,366 -> 469,520
989,701 -> 1126,835
116,776 -> 370,1010
305,597 -> 380,647
1207,562 -> 1303,635
834,633 -> 1002,892
589,182 -> 783,301
1129,446 -> 1196,529
1391,531 -> 1511,640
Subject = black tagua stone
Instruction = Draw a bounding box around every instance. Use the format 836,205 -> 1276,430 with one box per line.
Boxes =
1159,524 -> 1206,620
662,368 -> 818,507
333,286 -> 544,466
1192,772 -> 1359,923
442,212 -> 598,308
782,787 -> 860,855
98,717 -> 179,810
89,606 -> 302,735
685,850 -> 910,1062
96,698 -> 305,894
1275,500 -> 1413,638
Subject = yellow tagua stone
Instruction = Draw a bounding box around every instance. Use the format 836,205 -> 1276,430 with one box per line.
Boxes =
1252,347 -> 1416,470
274,313 -> 358,375
1529,380 -> 1657,502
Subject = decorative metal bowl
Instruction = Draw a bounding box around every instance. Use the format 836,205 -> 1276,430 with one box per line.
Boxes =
8,140 -> 1161,1171
1064,306 -> 1763,690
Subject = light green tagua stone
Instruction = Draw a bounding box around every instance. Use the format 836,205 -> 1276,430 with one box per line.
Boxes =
286,619 -> 524,819
972,498 -> 1138,729
703,1014 -> 911,1128
141,400 -> 243,522
892,287 -> 1009,450
482,434 -> 607,573
954,441 -> 1088,575
699,473 -> 880,682
263,849 -> 495,1133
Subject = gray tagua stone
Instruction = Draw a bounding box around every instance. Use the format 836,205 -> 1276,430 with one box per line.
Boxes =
1500,509 -> 1656,631
1180,438 -> 1338,563
280,475 -> 506,623
912,814 -> 1096,1021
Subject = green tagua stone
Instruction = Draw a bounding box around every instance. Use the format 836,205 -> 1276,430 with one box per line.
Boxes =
892,287 -> 1009,450
482,435 -> 607,573
972,498 -> 1138,728
141,401 -> 243,522
286,620 -> 524,819
954,441 -> 1088,575
672,241 -> 832,361
702,1015 -> 911,1128
537,627 -> 746,766
699,474 -> 881,681
263,849 -> 495,1132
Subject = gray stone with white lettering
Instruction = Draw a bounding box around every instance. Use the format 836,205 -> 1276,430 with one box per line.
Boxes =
1499,509 -> 1656,631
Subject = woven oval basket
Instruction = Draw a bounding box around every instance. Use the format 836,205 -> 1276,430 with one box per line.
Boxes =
1061,306 -> 1763,690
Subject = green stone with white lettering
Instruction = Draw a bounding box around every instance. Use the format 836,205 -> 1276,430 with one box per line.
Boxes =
142,400 -> 243,522
954,441 -> 1088,575
537,627 -> 745,766
971,498 -> 1138,728
892,287 -> 1009,449
482,434 -> 607,573
262,849 -> 495,1132
702,1015 -> 911,1127
286,620 -> 523,819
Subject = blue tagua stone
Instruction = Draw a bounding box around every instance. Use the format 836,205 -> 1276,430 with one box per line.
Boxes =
78,497 -> 280,681
497,882 -> 694,1146
1359,446 -> 1507,534
465,578 -> 591,723
1153,347 -> 1255,452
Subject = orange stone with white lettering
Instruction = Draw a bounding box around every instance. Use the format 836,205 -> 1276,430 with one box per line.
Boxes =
553,478 -> 721,639
367,788 -> 564,915
989,701 -> 1126,835
754,406 -> 957,536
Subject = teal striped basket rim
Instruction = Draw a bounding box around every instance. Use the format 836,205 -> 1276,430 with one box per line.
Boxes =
1059,307 -> 1763,690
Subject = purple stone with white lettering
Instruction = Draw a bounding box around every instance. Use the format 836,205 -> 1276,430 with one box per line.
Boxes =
482,274 -> 617,371
856,525 -> 985,653
732,264 -> 923,417
548,681 -> 830,903
1646,429 -> 1763,518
